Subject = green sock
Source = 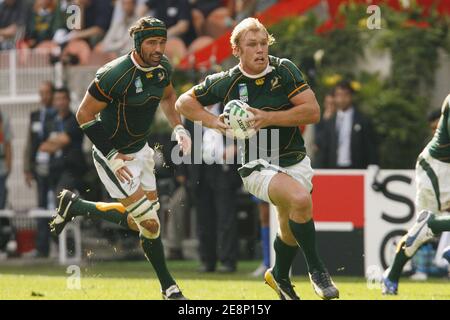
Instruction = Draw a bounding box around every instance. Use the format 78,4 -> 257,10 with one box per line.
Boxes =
428,213 -> 450,234
272,235 -> 298,281
71,199 -> 129,228
141,236 -> 176,290
288,219 -> 325,272
388,246 -> 410,283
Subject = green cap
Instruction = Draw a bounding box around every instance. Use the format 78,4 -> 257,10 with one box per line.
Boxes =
133,17 -> 167,54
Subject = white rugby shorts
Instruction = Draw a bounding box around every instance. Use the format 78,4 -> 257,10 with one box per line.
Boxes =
415,150 -> 450,213
239,156 -> 313,204
92,143 -> 156,199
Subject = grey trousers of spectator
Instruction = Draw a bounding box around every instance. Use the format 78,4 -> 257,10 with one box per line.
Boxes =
165,186 -> 188,251
35,174 -> 53,257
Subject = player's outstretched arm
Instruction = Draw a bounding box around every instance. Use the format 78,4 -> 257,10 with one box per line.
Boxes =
160,84 -> 183,129
176,89 -> 229,134
160,84 -> 191,155
248,88 -> 320,130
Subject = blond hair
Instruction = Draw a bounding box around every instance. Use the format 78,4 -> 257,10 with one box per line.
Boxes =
230,18 -> 275,51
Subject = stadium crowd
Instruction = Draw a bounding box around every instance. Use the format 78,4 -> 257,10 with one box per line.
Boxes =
0,0 -> 277,66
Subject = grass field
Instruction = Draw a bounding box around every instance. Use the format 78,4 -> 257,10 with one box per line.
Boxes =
0,260 -> 448,300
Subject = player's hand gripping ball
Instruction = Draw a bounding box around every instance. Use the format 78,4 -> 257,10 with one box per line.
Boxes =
222,99 -> 256,140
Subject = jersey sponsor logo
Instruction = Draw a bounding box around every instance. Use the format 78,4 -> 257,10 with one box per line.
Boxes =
255,77 -> 265,86
238,83 -> 249,102
135,76 -> 143,93
271,76 -> 281,91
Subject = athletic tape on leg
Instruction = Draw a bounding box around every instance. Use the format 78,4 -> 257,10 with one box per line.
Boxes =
126,196 -> 160,239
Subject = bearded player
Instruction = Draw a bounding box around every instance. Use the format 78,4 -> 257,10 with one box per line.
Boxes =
49,17 -> 191,300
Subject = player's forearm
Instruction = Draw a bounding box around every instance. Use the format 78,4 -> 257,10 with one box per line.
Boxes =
161,91 -> 183,128
176,92 -> 218,129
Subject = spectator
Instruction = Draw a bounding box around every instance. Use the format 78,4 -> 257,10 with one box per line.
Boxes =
164,172 -> 189,260
313,92 -> 336,167
145,0 -> 197,63
187,0 -> 227,54
188,103 -> 240,273
190,0 -> 226,35
232,0 -> 257,23
231,0 -> 277,21
148,133 -> 189,260
23,80 -> 56,258
254,0 -> 277,13
315,80 -> 378,169
0,110 -> 14,259
0,0 -> 28,50
93,0 -> 139,62
0,111 -> 12,209
23,0 -> 63,50
39,87 -> 86,199
112,0 -> 146,24
60,0 -> 113,65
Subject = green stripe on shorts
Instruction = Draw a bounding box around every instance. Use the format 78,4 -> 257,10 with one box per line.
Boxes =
128,197 -> 147,212
93,150 -> 129,198
419,157 -> 441,211
134,201 -> 157,219
238,163 -> 281,178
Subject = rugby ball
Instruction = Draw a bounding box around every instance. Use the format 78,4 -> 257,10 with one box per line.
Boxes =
223,100 -> 256,140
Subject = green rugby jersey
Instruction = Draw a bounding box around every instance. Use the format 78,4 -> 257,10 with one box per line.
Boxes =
89,53 -> 172,154
193,55 -> 310,167
427,94 -> 450,162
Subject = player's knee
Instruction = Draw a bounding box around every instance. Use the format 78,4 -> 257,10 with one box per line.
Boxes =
126,214 -> 139,232
125,197 -> 160,239
140,218 -> 160,238
290,210 -> 312,223
289,192 -> 311,213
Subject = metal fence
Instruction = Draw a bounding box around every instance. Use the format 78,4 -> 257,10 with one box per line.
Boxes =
0,49 -> 55,101
0,49 -> 56,210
